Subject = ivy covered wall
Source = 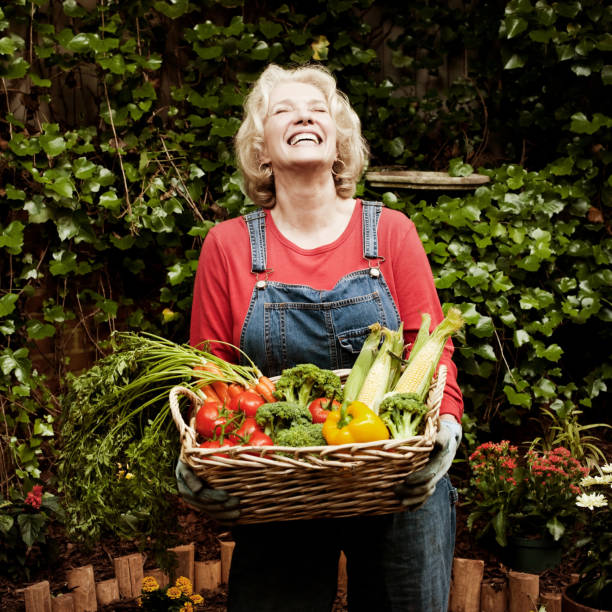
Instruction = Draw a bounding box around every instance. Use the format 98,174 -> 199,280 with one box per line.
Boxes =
0,0 -> 610,518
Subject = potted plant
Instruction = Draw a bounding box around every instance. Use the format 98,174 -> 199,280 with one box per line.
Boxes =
463,441 -> 587,573
562,463 -> 612,611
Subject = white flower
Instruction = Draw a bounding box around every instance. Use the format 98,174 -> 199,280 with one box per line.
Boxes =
601,463 -> 612,474
580,474 -> 612,487
580,476 -> 599,487
576,493 -> 608,510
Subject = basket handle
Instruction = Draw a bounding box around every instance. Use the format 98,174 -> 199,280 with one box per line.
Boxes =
169,386 -> 202,451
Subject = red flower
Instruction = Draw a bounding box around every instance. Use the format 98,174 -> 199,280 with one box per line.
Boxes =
25,485 -> 43,510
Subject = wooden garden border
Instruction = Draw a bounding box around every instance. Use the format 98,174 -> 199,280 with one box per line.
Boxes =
21,549 -> 572,611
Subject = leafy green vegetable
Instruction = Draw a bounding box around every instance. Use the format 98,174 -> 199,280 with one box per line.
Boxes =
378,393 -> 430,439
273,363 -> 343,408
254,401 -> 312,440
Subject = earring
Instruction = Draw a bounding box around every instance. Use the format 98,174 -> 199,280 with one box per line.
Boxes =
259,163 -> 273,177
331,158 -> 345,177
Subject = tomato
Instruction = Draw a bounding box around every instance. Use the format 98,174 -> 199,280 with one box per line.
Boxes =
244,430 -> 273,448
229,390 -> 265,418
308,398 -> 342,424
229,416 -> 262,445
198,439 -> 232,458
195,401 -> 237,439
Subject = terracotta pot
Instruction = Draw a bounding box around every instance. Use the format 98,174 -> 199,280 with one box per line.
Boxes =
562,583 -> 612,612
503,534 -> 562,574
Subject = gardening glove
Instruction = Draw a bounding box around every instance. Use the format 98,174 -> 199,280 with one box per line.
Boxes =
394,416 -> 462,511
175,459 -> 241,524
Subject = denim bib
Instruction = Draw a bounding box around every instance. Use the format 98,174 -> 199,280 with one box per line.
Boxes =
239,201 -> 401,376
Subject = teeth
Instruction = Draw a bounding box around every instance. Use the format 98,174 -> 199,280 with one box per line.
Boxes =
289,133 -> 319,145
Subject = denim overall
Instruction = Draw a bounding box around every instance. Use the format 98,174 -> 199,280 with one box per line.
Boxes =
228,201 -> 457,612
239,201 -> 401,375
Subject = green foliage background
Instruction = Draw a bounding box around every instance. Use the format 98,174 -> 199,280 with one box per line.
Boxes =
0,0 -> 610,545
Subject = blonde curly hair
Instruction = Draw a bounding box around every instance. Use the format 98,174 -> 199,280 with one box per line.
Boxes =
234,63 -> 369,208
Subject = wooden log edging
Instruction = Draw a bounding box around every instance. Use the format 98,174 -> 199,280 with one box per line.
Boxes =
24,551 -> 568,612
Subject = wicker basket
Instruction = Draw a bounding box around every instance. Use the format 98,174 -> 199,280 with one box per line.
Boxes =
170,365 -> 446,524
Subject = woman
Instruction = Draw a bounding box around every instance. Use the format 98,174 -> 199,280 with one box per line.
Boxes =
177,63 -> 463,612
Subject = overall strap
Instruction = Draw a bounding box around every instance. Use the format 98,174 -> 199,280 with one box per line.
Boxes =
361,200 -> 383,259
243,209 -> 267,273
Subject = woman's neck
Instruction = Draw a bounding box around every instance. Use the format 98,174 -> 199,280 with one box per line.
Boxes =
270,172 -> 355,249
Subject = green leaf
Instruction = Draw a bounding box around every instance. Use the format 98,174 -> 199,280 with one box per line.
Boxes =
167,261 -> 194,286
0,514 -> 14,534
504,16 -> 528,39
503,53 -> 526,70
99,191 -> 122,212
448,158 -> 473,177
5,185 -> 25,200
0,221 -> 25,254
504,385 -> 531,409
48,177 -> 74,198
97,53 -> 126,75
472,315 -> 495,338
73,157 -> 97,179
514,329 -> 530,347
0,36 -> 18,55
55,215 -> 80,241
259,19 -> 282,39
26,320 -> 56,340
195,45 -> 223,60
536,343 -> 563,362
17,513 -> 46,548
493,510 -> 508,547
153,0 -> 190,18
0,293 -> 19,317
24,197 -> 51,223
39,133 -> 66,157
388,137 -> 405,158
1,57 -> 29,79
63,0 -> 87,18
0,347 -> 31,382
382,191 -> 399,208
546,516 -> 565,541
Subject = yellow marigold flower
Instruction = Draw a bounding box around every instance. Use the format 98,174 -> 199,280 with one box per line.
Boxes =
175,576 -> 193,596
180,604 -> 194,612
141,576 -> 159,593
166,586 -> 182,599
190,593 -> 204,605
125,472 -> 134,480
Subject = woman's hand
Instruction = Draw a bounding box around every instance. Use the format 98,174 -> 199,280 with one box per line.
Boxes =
175,460 -> 241,524
394,416 -> 462,510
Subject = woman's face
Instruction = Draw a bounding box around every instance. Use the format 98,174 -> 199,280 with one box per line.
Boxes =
260,80 -> 337,174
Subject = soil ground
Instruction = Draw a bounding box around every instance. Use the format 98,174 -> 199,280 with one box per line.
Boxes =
0,491 -> 583,612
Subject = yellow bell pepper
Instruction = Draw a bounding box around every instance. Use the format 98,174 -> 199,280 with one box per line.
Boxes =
322,400 -> 390,445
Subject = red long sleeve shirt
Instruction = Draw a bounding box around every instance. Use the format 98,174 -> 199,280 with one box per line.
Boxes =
190,200 -> 463,422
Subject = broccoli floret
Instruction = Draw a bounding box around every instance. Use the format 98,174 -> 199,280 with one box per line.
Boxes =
378,393 -> 429,439
254,401 -> 312,439
273,364 -> 343,408
274,423 -> 326,447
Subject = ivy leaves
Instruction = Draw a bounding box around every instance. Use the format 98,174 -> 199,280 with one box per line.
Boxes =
402,155 -> 611,429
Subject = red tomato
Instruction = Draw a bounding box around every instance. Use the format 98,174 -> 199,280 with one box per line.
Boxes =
229,417 -> 262,445
195,401 -> 237,439
229,390 -> 265,418
198,439 -> 232,458
308,398 -> 341,424
245,430 -> 273,448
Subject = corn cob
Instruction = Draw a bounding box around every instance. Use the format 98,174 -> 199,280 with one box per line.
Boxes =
388,322 -> 405,390
342,323 -> 382,405
392,307 -> 464,401
407,313 -> 431,365
356,326 -> 399,413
